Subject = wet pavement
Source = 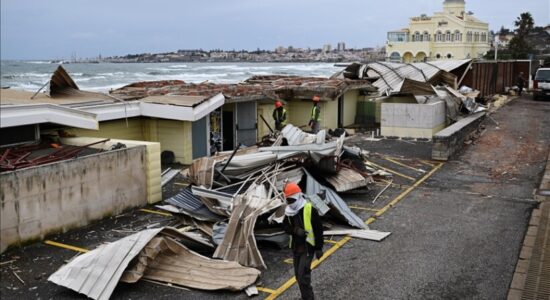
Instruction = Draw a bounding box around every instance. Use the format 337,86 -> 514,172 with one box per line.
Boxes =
1,96 -> 549,299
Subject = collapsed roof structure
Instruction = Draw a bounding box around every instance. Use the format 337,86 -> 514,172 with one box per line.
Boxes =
110,74 -> 376,103
332,59 -> 472,96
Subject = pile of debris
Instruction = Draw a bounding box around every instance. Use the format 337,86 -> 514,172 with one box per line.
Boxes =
48,124 -> 392,298
0,139 -> 110,172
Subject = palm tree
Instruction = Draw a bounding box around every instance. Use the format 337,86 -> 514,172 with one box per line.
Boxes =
509,12 -> 535,59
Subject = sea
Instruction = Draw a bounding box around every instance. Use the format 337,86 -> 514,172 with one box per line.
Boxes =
0,61 -> 343,93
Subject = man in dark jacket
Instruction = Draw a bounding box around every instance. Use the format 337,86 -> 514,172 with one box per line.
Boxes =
517,72 -> 526,96
282,182 -> 324,300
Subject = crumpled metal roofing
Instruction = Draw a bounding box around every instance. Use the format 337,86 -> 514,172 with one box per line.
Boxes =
49,228 -> 163,300
354,59 -> 471,96
213,184 -> 284,268
48,227 -> 259,299
303,169 -> 366,229
164,187 -> 225,222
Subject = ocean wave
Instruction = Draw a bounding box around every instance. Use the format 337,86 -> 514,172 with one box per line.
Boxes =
26,61 -> 52,64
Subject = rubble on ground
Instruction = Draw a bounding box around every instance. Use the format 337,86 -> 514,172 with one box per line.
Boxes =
47,124 -> 393,297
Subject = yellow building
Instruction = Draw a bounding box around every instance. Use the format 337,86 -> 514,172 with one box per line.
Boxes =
386,0 -> 490,63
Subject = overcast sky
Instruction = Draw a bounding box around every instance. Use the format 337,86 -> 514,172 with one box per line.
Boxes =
1,0 -> 549,60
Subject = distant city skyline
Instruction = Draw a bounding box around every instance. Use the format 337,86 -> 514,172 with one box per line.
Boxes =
1,0 -> 548,60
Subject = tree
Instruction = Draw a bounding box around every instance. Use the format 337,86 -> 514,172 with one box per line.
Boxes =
509,12 -> 535,59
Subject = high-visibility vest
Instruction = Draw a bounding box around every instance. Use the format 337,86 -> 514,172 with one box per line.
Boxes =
311,105 -> 321,122
289,202 -> 316,248
273,107 -> 288,125
303,202 -> 315,246
278,108 -> 288,126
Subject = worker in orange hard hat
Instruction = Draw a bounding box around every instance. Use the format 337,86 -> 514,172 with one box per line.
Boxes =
282,182 -> 324,300
272,100 -> 287,131
309,95 -> 321,133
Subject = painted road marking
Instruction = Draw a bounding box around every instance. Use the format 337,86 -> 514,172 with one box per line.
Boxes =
383,156 -> 426,173
257,287 -> 277,294
366,161 -> 416,181
349,205 -> 379,212
139,208 -> 172,217
44,240 -> 89,253
265,162 -> 444,300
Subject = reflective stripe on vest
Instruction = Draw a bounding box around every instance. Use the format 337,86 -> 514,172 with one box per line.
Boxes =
304,202 -> 315,246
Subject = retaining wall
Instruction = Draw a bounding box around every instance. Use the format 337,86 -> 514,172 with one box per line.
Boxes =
0,146 -> 147,253
432,112 -> 486,161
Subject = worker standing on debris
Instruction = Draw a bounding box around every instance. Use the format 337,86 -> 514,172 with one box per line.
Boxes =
309,95 -> 321,133
272,100 -> 287,131
282,182 -> 324,300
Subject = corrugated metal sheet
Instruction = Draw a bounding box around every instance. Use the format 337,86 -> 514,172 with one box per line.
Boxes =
164,187 -> 225,222
325,167 -> 368,192
365,60 -> 471,96
213,184 -> 284,268
324,229 -> 391,241
303,169 -> 366,229
48,228 -> 164,300
191,186 -> 234,209
49,227 -> 259,299
121,235 -> 259,291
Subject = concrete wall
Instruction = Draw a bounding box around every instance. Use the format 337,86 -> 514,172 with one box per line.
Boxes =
381,101 -> 446,139
0,146 -> 147,253
69,118 -> 145,141
144,119 -> 193,164
288,100 -> 338,130
257,103 -> 276,137
61,137 -> 162,204
343,90 -> 359,127
69,118 -> 193,165
432,112 -> 486,161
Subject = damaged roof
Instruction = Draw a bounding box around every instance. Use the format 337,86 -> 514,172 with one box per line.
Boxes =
109,75 -> 376,103
334,59 -> 471,96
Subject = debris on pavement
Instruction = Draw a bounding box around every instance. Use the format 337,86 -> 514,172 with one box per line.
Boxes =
48,227 -> 260,300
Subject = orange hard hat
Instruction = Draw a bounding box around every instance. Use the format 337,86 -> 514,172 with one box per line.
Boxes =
284,182 -> 302,198
312,95 -> 321,102
275,101 -> 282,108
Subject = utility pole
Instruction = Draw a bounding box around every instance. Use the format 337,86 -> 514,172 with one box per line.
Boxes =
494,36 -> 499,61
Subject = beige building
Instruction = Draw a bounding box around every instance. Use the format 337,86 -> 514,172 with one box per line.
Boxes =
386,0 -> 490,63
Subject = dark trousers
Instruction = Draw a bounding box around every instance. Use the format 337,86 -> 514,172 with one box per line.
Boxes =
293,251 -> 314,300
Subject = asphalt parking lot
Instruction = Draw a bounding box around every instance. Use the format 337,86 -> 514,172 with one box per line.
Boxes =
1,95 -> 549,299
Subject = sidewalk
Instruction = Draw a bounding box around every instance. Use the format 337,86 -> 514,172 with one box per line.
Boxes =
509,151 -> 550,299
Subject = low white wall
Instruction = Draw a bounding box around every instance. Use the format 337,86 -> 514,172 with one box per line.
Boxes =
0,146 -> 147,253
381,101 -> 446,139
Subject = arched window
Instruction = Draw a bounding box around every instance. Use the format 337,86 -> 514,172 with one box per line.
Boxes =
481,32 -> 487,42
474,32 -> 480,42
423,31 -> 430,42
414,31 -> 420,42
446,31 -> 451,42
455,30 -> 462,42
467,31 -> 473,42
436,31 -> 442,42
389,52 -> 401,62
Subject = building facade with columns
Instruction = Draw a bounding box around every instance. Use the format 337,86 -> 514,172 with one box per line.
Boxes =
386,0 -> 490,63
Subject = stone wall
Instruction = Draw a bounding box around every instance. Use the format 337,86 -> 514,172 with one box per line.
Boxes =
0,146 -> 147,253
432,112 -> 486,161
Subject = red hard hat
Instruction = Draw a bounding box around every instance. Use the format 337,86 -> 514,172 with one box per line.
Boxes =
275,101 -> 282,108
284,182 -> 302,198
312,95 -> 321,102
